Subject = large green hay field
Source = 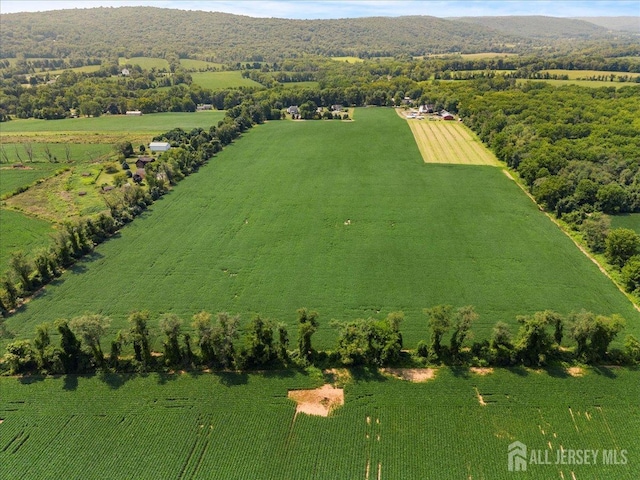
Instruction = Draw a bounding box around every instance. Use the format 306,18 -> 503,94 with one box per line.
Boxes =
1,367 -> 637,479
611,213 -> 640,234
118,56 -> 170,70
3,108 -> 638,348
179,59 -> 223,71
0,209 -> 55,271
191,71 -> 264,90
0,111 -> 226,135
542,69 -> 640,80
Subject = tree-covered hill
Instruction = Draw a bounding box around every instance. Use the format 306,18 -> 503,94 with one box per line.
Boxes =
453,15 -> 613,39
576,16 -> 640,33
0,7 -> 630,62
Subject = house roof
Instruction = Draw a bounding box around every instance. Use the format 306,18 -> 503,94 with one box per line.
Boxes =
149,141 -> 170,147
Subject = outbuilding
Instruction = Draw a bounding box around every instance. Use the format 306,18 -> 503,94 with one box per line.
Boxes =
440,110 -> 454,120
149,141 -> 171,153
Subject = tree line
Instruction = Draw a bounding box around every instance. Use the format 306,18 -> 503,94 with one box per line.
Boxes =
3,305 -> 639,376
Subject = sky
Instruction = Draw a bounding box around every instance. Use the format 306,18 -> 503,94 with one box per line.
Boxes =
1,1 -> 639,18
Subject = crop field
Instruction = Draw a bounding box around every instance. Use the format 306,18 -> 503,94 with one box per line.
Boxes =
191,71 -> 264,90
0,367 -> 637,479
0,209 -> 54,271
541,69 -> 640,80
281,81 -> 321,89
179,59 -> 224,71
331,56 -> 364,63
3,108 -> 638,349
517,79 -> 637,89
118,56 -> 170,70
404,116 -> 500,166
611,214 -> 640,234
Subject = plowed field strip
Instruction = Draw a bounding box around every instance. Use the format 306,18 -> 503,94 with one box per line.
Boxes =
404,115 -> 500,166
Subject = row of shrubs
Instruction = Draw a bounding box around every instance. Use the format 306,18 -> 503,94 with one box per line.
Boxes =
3,306 -> 639,376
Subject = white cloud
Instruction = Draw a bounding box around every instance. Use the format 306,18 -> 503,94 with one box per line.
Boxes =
1,0 -> 638,18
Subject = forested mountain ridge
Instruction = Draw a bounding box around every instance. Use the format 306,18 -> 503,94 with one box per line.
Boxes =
454,15 -> 617,39
575,16 -> 640,33
0,7 -> 632,62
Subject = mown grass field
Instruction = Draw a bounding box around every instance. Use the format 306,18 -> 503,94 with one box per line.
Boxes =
331,56 -> 364,63
611,214 -> 640,234
0,111 -> 226,135
179,59 -> 224,71
0,367 -> 637,479
517,79 -> 637,89
0,209 -> 55,271
404,116 -> 500,165
541,69 -> 640,80
281,81 -> 321,89
118,56 -> 170,70
3,108 -> 638,349
191,71 -> 264,90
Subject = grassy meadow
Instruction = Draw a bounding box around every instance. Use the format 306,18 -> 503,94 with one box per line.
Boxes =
0,111 -> 226,135
179,59 -> 224,70
0,367 -> 638,479
611,214 -> 640,235
0,209 -> 55,271
191,71 -> 264,90
118,57 -> 170,70
3,108 -> 638,349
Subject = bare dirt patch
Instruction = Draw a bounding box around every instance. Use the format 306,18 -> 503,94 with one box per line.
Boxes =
381,368 -> 436,382
567,367 -> 585,377
470,367 -> 494,376
288,384 -> 344,417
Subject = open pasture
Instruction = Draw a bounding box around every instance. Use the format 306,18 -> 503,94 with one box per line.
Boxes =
0,209 -> 55,272
331,56 -> 364,63
191,71 -> 264,90
118,56 -> 170,70
517,79 -> 637,89
541,69 -> 640,80
179,59 -> 223,71
0,367 -> 637,479
405,116 -> 500,166
0,111 -> 226,135
3,108 -> 638,348
611,213 -> 640,235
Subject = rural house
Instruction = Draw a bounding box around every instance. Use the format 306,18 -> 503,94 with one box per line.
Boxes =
135,157 -> 155,169
149,141 -> 171,152
287,105 -> 299,115
419,104 -> 435,114
440,110 -> 454,120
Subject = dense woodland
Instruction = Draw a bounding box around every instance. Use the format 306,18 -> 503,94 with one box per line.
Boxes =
4,8 -> 636,62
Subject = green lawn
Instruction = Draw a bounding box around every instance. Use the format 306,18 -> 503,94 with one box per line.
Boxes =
179,59 -> 223,71
0,367 -> 637,479
542,69 -> 640,80
610,213 -> 640,234
0,209 -> 55,272
191,71 -> 264,90
0,163 -> 66,197
0,111 -> 226,134
281,81 -> 321,89
118,57 -> 170,70
3,108 -> 638,348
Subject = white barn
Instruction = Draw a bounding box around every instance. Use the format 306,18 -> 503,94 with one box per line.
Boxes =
149,141 -> 171,152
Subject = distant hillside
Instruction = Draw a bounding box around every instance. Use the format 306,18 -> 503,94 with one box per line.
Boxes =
0,7 -> 625,62
453,15 -> 612,39
576,16 -> 640,33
